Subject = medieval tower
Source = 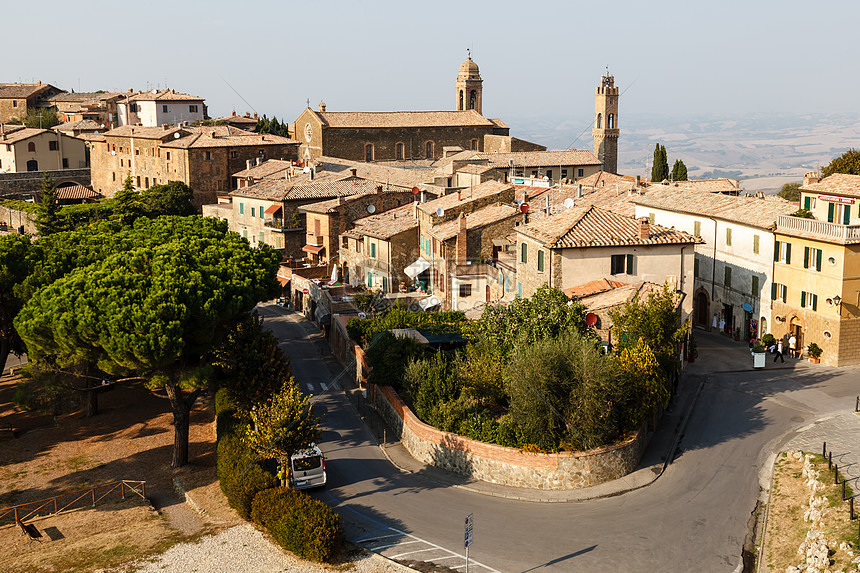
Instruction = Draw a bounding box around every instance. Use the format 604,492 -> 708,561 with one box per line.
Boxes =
456,50 -> 483,115
592,72 -> 620,174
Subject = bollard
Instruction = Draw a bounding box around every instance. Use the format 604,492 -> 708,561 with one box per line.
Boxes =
844,480 -> 847,501
835,464 -> 840,484
829,452 -> 833,469
852,497 -> 855,520
824,442 -> 828,457
856,396 -> 859,412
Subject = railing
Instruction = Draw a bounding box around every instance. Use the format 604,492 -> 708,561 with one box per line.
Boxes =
777,215 -> 860,243
0,480 -> 146,526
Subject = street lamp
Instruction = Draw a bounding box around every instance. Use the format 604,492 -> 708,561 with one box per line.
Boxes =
833,295 -> 842,307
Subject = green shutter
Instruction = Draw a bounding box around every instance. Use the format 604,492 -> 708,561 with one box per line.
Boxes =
626,254 -> 634,274
804,196 -> 811,210
726,228 -> 732,246
521,243 -> 527,263
694,257 -> 699,278
812,294 -> 818,311
537,250 -> 544,272
801,291 -> 806,308
804,246 -> 809,269
694,221 -> 701,237
846,205 -> 852,225
828,202 -> 835,223
785,243 -> 791,264
752,276 -> 759,296
383,276 -> 388,293
371,243 -> 376,258
816,249 -> 822,272
774,241 -> 780,262
771,283 -> 777,299
367,272 -> 372,287
753,235 -> 759,255
239,203 -> 244,215
724,266 -> 731,287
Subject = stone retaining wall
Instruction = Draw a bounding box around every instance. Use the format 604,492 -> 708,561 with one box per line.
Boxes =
0,205 -> 35,234
372,384 -> 648,490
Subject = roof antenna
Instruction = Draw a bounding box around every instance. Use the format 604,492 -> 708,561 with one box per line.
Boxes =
306,98 -> 310,108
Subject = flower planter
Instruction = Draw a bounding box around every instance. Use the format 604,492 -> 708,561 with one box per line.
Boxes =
753,352 -> 767,369
808,356 -> 821,364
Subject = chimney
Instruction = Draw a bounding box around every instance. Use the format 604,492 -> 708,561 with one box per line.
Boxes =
523,191 -> 529,203
457,190 -> 462,201
350,168 -> 357,177
318,102 -> 327,112
253,112 -> 258,119
256,157 -> 262,166
376,185 -> 384,213
246,159 -> 252,170
803,171 -> 820,186
456,213 -> 468,266
128,88 -> 133,93
638,217 -> 650,240
1,124 -> 5,140
635,175 -> 641,186
577,184 -> 582,198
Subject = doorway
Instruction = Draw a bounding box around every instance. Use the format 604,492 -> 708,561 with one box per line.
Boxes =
790,318 -> 804,358
695,292 -> 709,326
722,304 -> 734,335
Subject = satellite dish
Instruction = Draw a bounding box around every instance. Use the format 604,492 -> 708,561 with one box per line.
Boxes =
173,132 -> 180,139
435,207 -> 445,217
367,204 -> 376,214
520,203 -> 530,213
585,313 -> 598,327
358,312 -> 367,319
412,186 -> 420,195
563,198 -> 575,209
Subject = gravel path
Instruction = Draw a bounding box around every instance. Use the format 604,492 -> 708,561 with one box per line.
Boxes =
126,523 -> 411,573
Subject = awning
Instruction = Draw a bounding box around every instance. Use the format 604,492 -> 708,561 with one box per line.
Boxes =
302,244 -> 325,254
276,275 -> 290,287
418,295 -> 441,311
404,257 -> 431,279
492,238 -> 511,247
264,204 -> 282,215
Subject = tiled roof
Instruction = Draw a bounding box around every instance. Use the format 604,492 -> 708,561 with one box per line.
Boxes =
299,182 -> 390,213
489,118 -> 509,129
53,119 -> 104,132
801,174 -> 860,198
647,178 -> 741,194
0,83 -> 57,99
56,185 -> 99,200
418,180 -> 513,215
232,172 -> 376,202
576,170 -> 638,188
574,281 -> 672,312
456,164 -> 496,175
430,204 -> 520,242
317,109 -> 496,128
103,125 -> 185,140
161,126 -> 298,149
350,203 -> 418,239
563,278 -> 627,299
632,188 -> 795,230
474,149 -> 602,168
215,114 -> 258,124
128,89 -> 204,102
316,156 -> 434,188
518,204 -> 700,249
232,159 -> 293,179
0,127 -> 50,144
45,92 -> 123,103
76,132 -> 106,142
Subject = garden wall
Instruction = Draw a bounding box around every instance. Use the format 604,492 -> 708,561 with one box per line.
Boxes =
0,205 -> 35,234
371,384 -> 649,490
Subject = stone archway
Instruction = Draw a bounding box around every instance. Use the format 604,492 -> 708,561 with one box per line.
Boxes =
694,288 -> 710,327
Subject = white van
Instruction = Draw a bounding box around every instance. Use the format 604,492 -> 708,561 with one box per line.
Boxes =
289,445 -> 327,489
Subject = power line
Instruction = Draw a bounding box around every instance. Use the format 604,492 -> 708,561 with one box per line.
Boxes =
219,76 -> 257,116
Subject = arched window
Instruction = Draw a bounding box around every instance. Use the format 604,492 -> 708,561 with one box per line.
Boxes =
364,143 -> 374,162
459,90 -> 464,110
27,142 -> 35,152
608,113 -> 615,129
26,159 -> 38,171
470,138 -> 479,151
425,141 -> 434,159
395,142 -> 404,160
469,90 -> 477,110
596,113 -> 602,129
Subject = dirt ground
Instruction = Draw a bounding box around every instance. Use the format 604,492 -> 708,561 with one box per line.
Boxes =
0,372 -> 241,573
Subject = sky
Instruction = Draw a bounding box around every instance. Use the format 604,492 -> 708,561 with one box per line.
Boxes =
8,0 -> 859,146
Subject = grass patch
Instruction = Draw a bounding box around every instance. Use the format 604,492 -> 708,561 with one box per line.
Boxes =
763,451 -> 858,572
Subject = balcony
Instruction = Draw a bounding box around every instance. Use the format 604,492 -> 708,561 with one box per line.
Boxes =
777,215 -> 860,244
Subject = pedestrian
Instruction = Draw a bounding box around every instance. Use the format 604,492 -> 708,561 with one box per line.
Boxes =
788,334 -> 797,358
774,340 -> 784,363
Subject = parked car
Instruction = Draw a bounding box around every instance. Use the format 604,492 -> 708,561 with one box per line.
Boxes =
289,445 -> 327,489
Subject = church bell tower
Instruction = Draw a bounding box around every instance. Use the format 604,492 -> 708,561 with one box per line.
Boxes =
592,72 -> 620,174
456,50 -> 483,115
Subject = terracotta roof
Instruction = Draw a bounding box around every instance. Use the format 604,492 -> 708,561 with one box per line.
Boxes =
456,164 -> 496,175
0,127 -> 51,144
103,125 -> 185,140
474,149 -> 602,168
430,204 -> 520,242
576,170 -> 638,188
563,278 -> 627,299
632,188 -> 795,230
56,185 -> 99,200
418,180 -> 513,215
518,205 -> 701,249
45,92 -> 123,103
215,114 -> 258,125
53,119 -> 105,132
299,182 -> 389,213
75,132 -> 106,142
574,281 -> 672,312
0,83 -> 57,99
801,174 -> 860,198
232,159 -> 293,180
489,118 -> 508,129
231,172 -> 377,202
161,126 -> 298,149
127,89 -> 204,102
317,109 -> 496,128
316,156 -> 434,188
350,203 -> 418,239
647,178 -> 741,194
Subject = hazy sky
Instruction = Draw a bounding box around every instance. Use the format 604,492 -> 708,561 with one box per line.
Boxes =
9,0 -> 858,138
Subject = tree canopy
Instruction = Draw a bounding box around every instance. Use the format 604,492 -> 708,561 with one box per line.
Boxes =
10,107 -> 60,129
0,235 -> 33,374
244,383 -> 320,464
822,149 -> 860,177
778,182 -> 802,201
35,173 -> 61,236
671,159 -> 688,181
651,144 -> 669,182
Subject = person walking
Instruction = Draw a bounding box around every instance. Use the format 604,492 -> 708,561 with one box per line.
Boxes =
788,334 -> 797,358
773,340 -> 784,363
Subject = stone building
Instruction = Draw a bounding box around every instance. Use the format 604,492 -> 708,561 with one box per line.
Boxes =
767,173 -> 860,366
339,203 -> 420,294
0,82 -> 64,123
43,92 -> 124,125
455,51 -> 483,114
515,205 -> 699,319
116,89 -> 206,127
592,73 -> 620,174
0,125 -> 88,173
90,124 -> 298,208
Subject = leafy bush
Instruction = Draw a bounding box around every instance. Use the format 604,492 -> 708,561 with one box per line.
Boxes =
347,307 -> 467,345
0,199 -> 38,213
217,431 -> 277,519
214,387 -> 242,438
269,491 -> 342,562
761,333 -> 776,348
364,331 -> 426,390
251,487 -> 301,532
808,342 -> 823,358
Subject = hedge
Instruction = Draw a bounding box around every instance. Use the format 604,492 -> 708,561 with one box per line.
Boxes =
217,431 -> 277,520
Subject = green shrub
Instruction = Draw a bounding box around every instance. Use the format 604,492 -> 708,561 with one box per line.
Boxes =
251,487 -> 301,532
761,333 -> 776,347
226,464 -> 278,520
364,331 -> 425,390
269,491 -> 342,562
214,387 -> 242,438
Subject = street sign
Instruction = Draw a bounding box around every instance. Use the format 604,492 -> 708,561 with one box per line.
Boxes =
302,288 -> 309,295
464,513 -> 473,547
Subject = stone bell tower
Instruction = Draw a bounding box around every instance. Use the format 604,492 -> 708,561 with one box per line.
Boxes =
592,71 -> 620,174
456,50 -> 483,115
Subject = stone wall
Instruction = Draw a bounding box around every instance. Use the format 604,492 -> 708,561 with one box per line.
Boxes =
0,168 -> 91,199
372,384 -> 648,490
0,205 -> 35,233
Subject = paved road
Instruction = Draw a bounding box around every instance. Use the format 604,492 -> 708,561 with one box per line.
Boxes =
257,303 -> 860,572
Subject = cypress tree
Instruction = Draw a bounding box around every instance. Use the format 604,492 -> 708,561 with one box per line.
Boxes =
35,172 -> 61,236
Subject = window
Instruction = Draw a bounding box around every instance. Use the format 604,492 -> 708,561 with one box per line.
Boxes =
611,254 -> 634,275
383,276 -> 388,293
136,176 -> 141,187
230,150 -> 237,159
135,149 -> 140,156
520,242 -> 528,263
242,229 -> 247,239
112,172 -> 116,182
771,282 -> 787,302
162,105 -> 168,113
470,138 -> 479,151
577,168 -> 584,177
596,113 -> 602,129
803,247 -> 823,271
367,272 -> 373,288
239,203 -> 244,215
459,283 -> 472,298
694,257 -> 699,278
144,177 -> 149,187
724,266 -> 732,287
537,250 -> 545,272
62,158 -> 68,168
364,143 -> 374,162
827,202 -> 851,225
27,142 -> 35,152
547,170 -> 553,180
204,151 -> 212,160
395,143 -> 404,160
425,141 -> 434,159
166,151 -> 171,160
517,282 -> 522,298
251,207 -> 255,217
725,228 -> 732,246
259,231 -> 265,245
12,100 -> 17,108
693,221 -> 701,237
342,237 -> 348,248
753,235 -> 760,255
189,105 -> 198,113
751,276 -> 759,296
774,240 -> 791,264
801,291 -> 818,311
804,196 -> 816,210
260,207 -> 264,219
370,242 -> 376,258
49,140 -> 58,151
